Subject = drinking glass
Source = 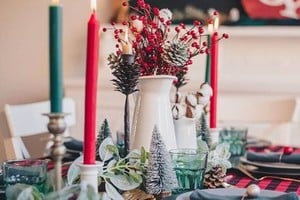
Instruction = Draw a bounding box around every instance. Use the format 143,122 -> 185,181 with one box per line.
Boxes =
2,159 -> 47,193
170,149 -> 208,194
220,127 -> 248,156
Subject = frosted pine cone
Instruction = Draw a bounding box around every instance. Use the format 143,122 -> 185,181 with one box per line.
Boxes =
107,53 -> 121,69
204,165 -> 226,189
162,41 -> 189,67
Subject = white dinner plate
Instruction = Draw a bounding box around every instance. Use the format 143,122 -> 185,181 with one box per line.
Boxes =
240,164 -> 300,177
176,188 -> 293,200
246,137 -> 271,148
240,157 -> 300,170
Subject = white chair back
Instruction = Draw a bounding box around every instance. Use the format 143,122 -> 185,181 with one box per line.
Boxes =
217,96 -> 298,145
4,98 -> 76,159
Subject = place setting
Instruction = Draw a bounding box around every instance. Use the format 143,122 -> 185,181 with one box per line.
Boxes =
238,146 -> 300,179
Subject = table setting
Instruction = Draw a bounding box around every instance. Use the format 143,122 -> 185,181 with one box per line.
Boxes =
2,0 -> 300,199
162,144 -> 300,200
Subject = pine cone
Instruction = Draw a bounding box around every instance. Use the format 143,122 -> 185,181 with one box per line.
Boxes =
204,166 -> 226,189
162,41 -> 189,67
107,53 -> 121,69
122,189 -> 156,200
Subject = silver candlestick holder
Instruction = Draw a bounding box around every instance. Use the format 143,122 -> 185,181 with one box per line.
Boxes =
44,113 -> 67,191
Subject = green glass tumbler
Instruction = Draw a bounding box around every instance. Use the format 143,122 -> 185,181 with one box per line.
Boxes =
220,127 -> 248,156
2,159 -> 47,193
170,149 -> 208,194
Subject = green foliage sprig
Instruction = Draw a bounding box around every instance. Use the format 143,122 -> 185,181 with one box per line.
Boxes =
68,138 -> 148,200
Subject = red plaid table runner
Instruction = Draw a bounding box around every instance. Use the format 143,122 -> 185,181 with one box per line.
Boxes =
227,168 -> 300,195
227,145 -> 300,195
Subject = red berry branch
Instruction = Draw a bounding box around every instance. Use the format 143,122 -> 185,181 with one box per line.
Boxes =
104,0 -> 229,80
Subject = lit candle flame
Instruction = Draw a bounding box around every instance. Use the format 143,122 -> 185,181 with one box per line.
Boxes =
122,26 -> 133,54
213,17 -> 219,31
124,27 -> 129,43
51,0 -> 59,5
208,23 -> 214,34
90,0 -> 97,12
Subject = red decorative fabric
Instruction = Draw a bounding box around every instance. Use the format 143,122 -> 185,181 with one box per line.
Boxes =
227,145 -> 300,195
241,0 -> 300,19
227,169 -> 300,195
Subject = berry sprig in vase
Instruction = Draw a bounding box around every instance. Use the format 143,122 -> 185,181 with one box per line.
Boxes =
105,0 -> 228,151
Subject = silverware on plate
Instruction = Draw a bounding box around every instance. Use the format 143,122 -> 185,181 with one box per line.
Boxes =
238,164 -> 300,183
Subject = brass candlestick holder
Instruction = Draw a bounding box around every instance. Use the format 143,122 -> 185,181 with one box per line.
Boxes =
44,113 -> 67,191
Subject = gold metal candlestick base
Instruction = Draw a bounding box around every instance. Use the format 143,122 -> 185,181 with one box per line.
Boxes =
44,113 -> 67,191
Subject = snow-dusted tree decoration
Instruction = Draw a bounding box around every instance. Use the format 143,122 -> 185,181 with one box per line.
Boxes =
196,111 -> 209,138
96,119 -> 112,160
146,125 -> 178,196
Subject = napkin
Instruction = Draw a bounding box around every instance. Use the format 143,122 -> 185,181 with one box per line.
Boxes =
246,152 -> 300,165
63,137 -> 83,152
63,137 -> 83,161
190,189 -> 298,200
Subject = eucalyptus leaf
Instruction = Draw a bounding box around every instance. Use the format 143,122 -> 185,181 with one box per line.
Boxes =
6,184 -> 44,200
109,174 -> 141,191
99,138 -> 114,161
106,145 -> 119,155
125,149 -> 141,159
105,159 -> 117,170
67,156 -> 83,185
45,184 -> 80,200
17,187 -> 34,200
129,172 -> 143,183
197,139 -> 209,153
140,147 -> 147,164
105,181 -> 124,200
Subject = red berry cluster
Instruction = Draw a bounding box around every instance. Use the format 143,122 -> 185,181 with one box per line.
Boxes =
104,0 -> 229,77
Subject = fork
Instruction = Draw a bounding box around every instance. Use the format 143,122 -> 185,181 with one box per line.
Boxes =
237,164 -> 300,183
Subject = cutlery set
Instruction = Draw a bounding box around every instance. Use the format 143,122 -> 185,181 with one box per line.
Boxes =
237,163 -> 300,183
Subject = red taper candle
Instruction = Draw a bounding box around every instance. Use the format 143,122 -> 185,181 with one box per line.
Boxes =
209,17 -> 219,128
84,0 -> 99,164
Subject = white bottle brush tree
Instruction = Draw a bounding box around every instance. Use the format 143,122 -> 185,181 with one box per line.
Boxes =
95,118 -> 112,161
146,125 -> 178,198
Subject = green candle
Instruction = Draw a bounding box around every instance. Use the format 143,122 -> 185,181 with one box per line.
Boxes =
49,0 -> 63,113
205,34 -> 211,84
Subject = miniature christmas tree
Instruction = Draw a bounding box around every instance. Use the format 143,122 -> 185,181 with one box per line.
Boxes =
196,111 -> 210,150
196,111 -> 209,137
109,54 -> 139,156
146,125 -> 177,198
96,119 -> 112,160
